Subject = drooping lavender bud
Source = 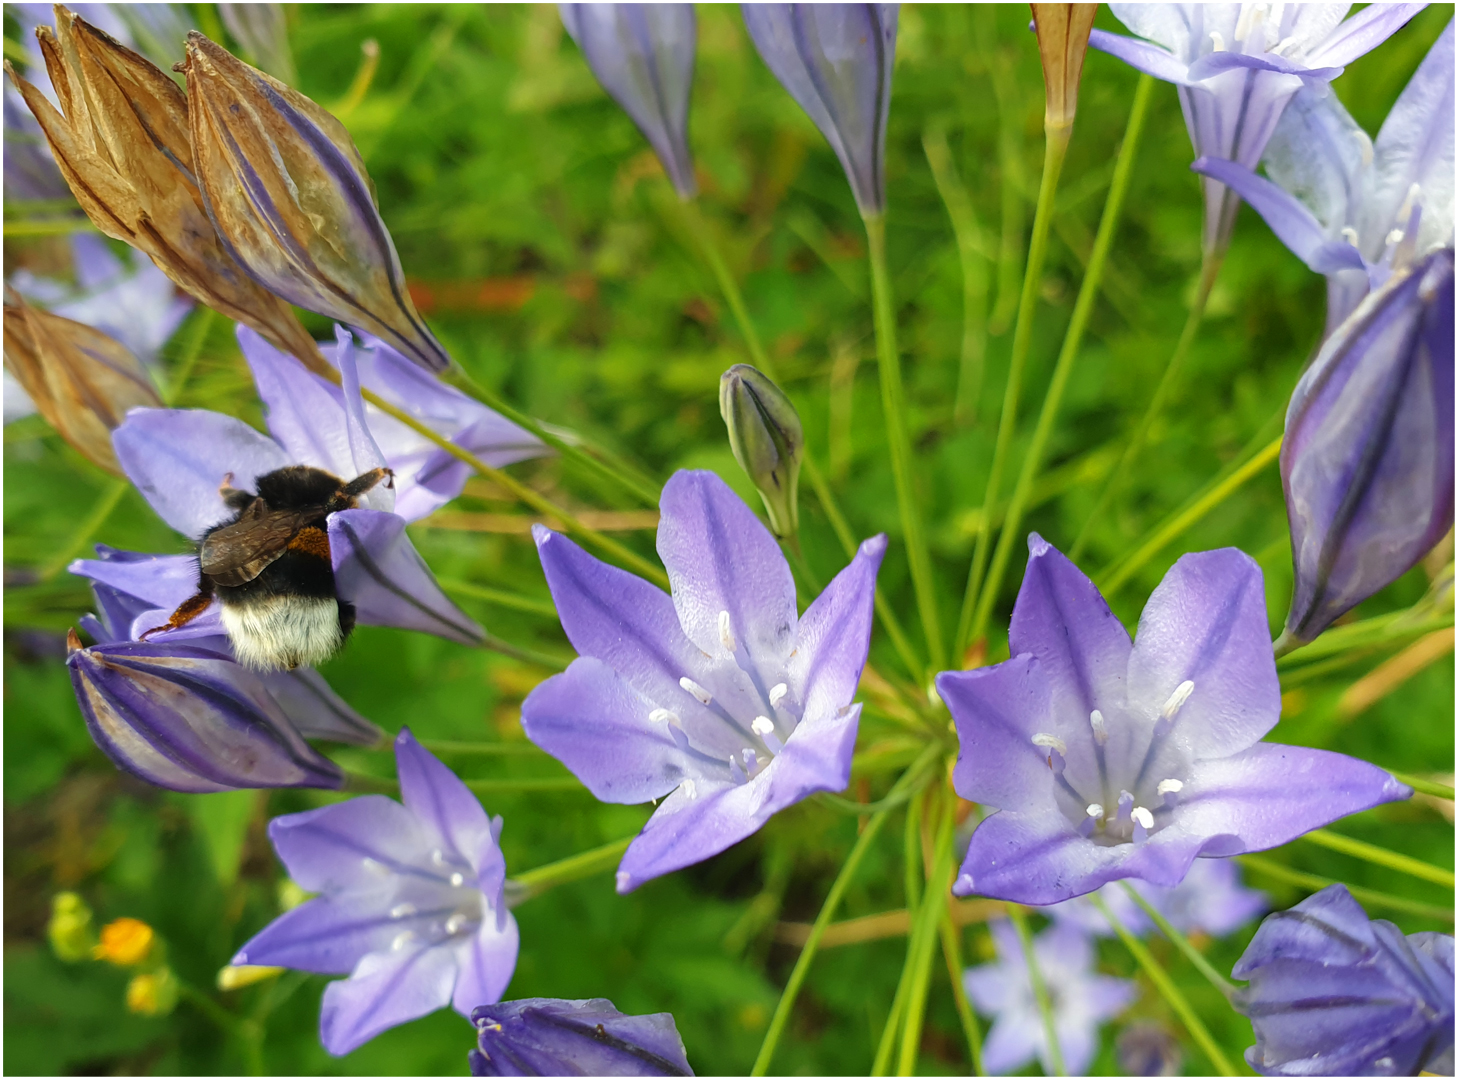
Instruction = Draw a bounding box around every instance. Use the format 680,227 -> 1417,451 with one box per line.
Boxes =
4,8 -> 324,371
1031,4 -> 1098,131
719,364 -> 803,537
741,4 -> 897,217
560,4 -> 697,198
67,633 -> 345,793
181,32 -> 451,373
469,998 -> 693,1077
1280,246 -> 1455,647
3,288 -> 161,474
1234,884 -> 1455,1076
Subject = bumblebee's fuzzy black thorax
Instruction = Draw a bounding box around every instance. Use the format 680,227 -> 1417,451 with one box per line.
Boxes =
253,465 -> 349,512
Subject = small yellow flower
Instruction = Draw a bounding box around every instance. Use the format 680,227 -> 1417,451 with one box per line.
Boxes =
93,917 -> 155,966
47,892 -> 96,963
126,967 -> 178,1017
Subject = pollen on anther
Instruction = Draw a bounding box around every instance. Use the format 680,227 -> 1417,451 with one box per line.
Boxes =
1161,680 -> 1195,720
1031,732 -> 1066,755
390,903 -> 417,919
430,849 -> 446,866
390,930 -> 414,951
445,913 -> 469,935
449,872 -> 465,887
1085,803 -> 1103,819
718,610 -> 737,654
1156,779 -> 1183,796
1341,226 -> 1360,246
648,708 -> 679,724
680,677 -> 712,704
682,778 -> 698,800
1130,806 -> 1154,830
768,682 -> 788,708
1089,710 -> 1108,745
1208,29 -> 1226,50
752,716 -> 775,737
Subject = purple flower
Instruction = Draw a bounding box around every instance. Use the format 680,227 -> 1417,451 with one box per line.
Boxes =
965,920 -> 1137,1076
938,535 -> 1411,906
1051,856 -> 1269,939
3,86 -> 69,201
233,730 -> 519,1056
1193,20 -> 1454,333
1233,884 -> 1455,1076
1280,246 -> 1454,646
66,633 -> 345,792
559,4 -> 697,199
470,998 -> 693,1076
522,469 -> 884,892
1090,3 -> 1426,254
741,4 -> 898,216
103,325 -> 482,647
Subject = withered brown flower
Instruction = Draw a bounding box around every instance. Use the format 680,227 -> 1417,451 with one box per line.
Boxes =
1030,4 -> 1099,131
5,5 -> 324,371
3,288 -> 161,474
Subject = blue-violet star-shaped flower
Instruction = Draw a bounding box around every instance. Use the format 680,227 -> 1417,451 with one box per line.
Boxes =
233,729 -> 519,1057
522,469 -> 885,892
938,535 -> 1411,905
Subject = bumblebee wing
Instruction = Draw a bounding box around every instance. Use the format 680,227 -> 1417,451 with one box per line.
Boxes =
200,502 -> 319,587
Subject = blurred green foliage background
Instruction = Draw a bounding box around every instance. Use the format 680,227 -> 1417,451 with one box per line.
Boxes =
4,3 -> 1453,1075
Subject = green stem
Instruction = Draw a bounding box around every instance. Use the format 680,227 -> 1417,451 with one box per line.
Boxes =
419,739 -> 545,757
1099,435 -> 1283,595
477,632 -> 571,671
1070,252 -> 1223,561
680,199 -> 776,376
39,478 -> 128,580
956,126 -> 1072,661
1006,904 -> 1065,1077
1300,828 -> 1455,888
939,909 -> 984,1075
436,577 -> 557,618
923,123 -> 989,427
904,787 -> 925,916
442,366 -> 660,508
1389,771 -> 1456,801
165,307 -> 215,406
1091,894 -> 1238,1077
342,770 -> 399,794
178,981 -> 240,1033
463,777 -> 582,796
865,212 -> 945,673
897,792 -> 957,1076
871,972 -> 908,1077
752,746 -> 938,1076
970,76 -> 1152,647
1118,881 -> 1235,998
509,836 -> 633,901
1238,855 -> 1454,922
1276,611 -> 1454,667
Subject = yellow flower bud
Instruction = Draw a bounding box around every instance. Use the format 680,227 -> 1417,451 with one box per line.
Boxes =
47,892 -> 96,962
126,966 -> 178,1016
217,964 -> 285,991
93,916 -> 155,966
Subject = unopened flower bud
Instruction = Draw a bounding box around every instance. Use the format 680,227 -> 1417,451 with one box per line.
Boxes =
1031,5 -> 1098,131
719,364 -> 802,538
47,892 -> 96,962
217,963 -> 285,991
126,966 -> 179,1016
470,998 -> 693,1077
3,290 -> 161,475
5,7 -> 323,371
93,916 -> 155,966
181,32 -> 450,374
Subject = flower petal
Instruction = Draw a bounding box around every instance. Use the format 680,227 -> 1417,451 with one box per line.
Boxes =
1126,548 -> 1281,758
939,655 -> 1057,815
1086,28 -> 1191,84
393,728 -> 495,871
233,890 -> 412,976
319,942 -> 459,1056
1186,50 -> 1342,83
980,1013 -> 1043,1076
1309,3 -> 1427,67
258,667 -> 385,747
521,657 -> 685,804
112,407 -> 291,537
450,911 -> 519,1018
789,533 -> 885,724
954,808 -> 1126,905
267,795 -> 438,892
656,470 -> 797,663
70,547 -> 201,641
327,508 -> 483,644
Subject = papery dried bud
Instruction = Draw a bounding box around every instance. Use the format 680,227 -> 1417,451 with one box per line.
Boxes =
719,363 -> 803,537
3,288 -> 161,474
1280,246 -> 1455,647
1030,4 -> 1098,131
182,32 -> 451,373
4,7 -> 324,371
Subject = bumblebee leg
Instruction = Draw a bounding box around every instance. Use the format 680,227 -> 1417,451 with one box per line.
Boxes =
340,467 -> 394,504
139,582 -> 216,639
218,473 -> 254,511
337,600 -> 357,640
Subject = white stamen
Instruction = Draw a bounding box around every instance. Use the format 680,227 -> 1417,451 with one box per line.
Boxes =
1209,29 -> 1226,51
743,748 -> 758,773
1161,680 -> 1195,720
1086,803 -> 1104,819
1031,733 -> 1067,755
1156,779 -> 1184,796
1089,710 -> 1108,745
449,872 -> 465,887
390,903 -> 417,919
768,682 -> 788,708
1131,806 -> 1154,830
752,716 -> 776,737
1234,4 -> 1262,46
1341,226 -> 1360,246
391,931 -> 414,951
680,677 -> 712,704
1387,227 -> 1406,248
1398,182 -> 1423,223
729,755 -> 748,784
445,913 -> 469,935
362,857 -> 388,876
682,778 -> 698,800
1354,129 -> 1374,166
649,708 -> 679,724
1116,790 -> 1134,822
718,610 -> 737,654
430,849 -> 446,866
1270,33 -> 1299,57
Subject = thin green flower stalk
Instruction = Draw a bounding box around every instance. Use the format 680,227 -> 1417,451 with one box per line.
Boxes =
1300,829 -> 1456,889
509,837 -> 635,902
865,212 -> 947,675
1237,855 -> 1455,922
752,746 -> 941,1076
1070,251 -> 1225,562
897,790 -> 958,1076
956,123 -> 1073,662
939,908 -> 985,1074
970,74 -> 1154,648
1091,893 -> 1238,1077
1005,903 -> 1066,1077
1117,882 -> 1235,998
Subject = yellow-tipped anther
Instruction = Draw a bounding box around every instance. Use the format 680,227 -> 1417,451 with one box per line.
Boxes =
217,964 -> 286,991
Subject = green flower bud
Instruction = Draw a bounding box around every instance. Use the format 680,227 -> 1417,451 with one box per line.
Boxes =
47,892 -> 96,962
126,965 -> 178,1017
719,364 -> 803,538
